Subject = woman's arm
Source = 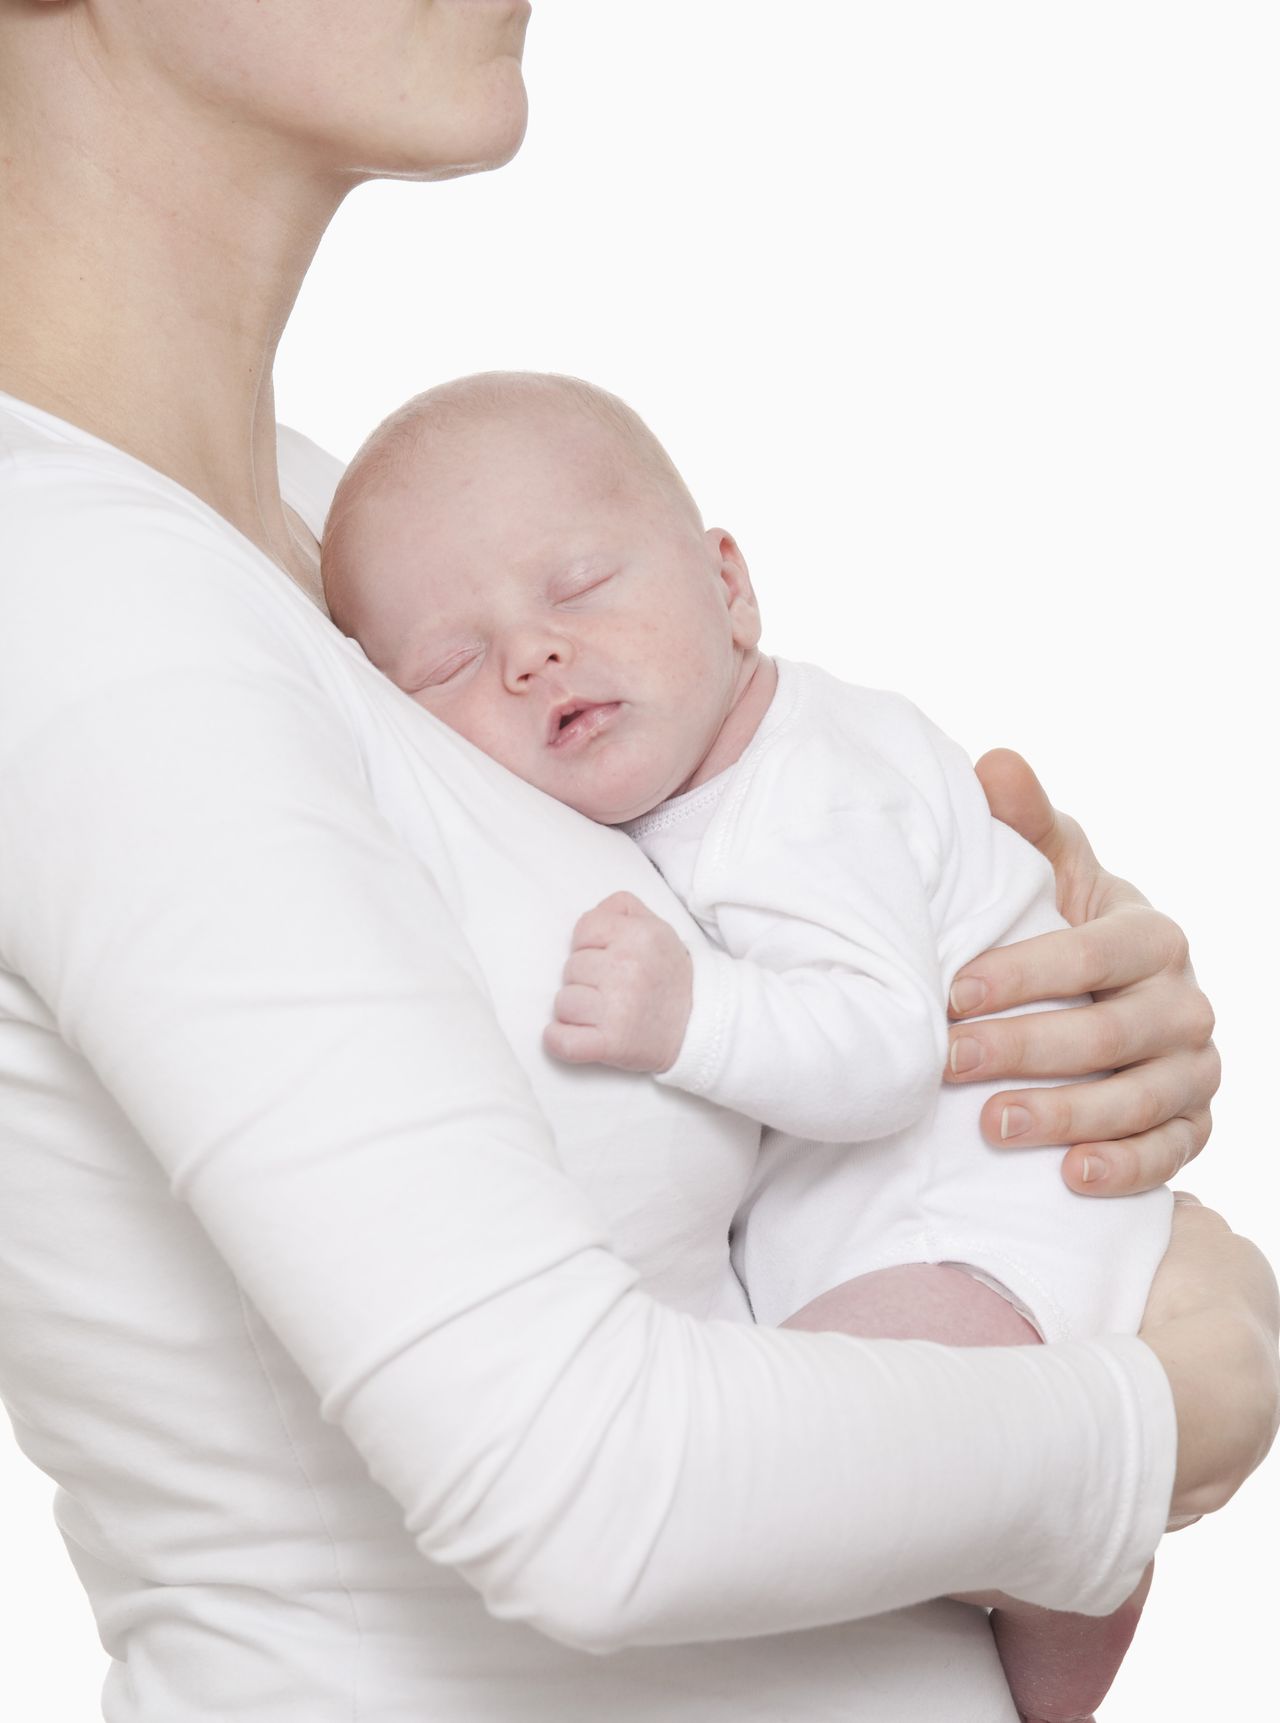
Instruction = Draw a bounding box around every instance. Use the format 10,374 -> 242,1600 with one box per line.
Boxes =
947,749 -> 1219,1194
0,472 -> 1256,1650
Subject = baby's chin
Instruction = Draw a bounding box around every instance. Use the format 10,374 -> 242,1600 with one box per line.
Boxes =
527,735 -> 698,827
541,768 -> 677,828
554,788 -> 664,827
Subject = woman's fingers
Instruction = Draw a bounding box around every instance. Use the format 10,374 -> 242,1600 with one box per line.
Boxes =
948,961 -> 1219,1193
974,1047 -> 1216,1148
947,906 -> 1190,1019
1056,1110 -> 1212,1194
973,749 -> 1063,857
946,976 -> 1215,1084
973,750 -> 1132,925
970,751 -> 1221,1196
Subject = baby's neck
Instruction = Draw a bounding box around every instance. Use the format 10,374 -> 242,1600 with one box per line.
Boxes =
678,652 -> 779,796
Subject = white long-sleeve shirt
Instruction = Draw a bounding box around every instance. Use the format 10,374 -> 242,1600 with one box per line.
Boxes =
0,390 -> 1175,1722
627,661 -> 1172,1333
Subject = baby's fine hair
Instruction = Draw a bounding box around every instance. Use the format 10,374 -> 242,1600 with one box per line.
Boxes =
322,371 -> 702,600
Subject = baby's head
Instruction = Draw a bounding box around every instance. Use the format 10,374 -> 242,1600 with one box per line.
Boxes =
322,372 -> 763,824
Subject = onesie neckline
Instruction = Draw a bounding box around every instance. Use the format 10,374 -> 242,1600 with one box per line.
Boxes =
623,658 -> 807,842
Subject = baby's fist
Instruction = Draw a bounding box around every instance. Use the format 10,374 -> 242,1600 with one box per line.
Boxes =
544,890 -> 693,1073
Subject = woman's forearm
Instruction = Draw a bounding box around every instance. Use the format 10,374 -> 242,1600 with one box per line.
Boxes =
0,480 -> 1186,1651
368,1281 -> 1174,1650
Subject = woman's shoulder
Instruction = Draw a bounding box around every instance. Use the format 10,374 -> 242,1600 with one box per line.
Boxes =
0,392 -> 344,545
0,400 -> 354,740
0,395 -> 342,628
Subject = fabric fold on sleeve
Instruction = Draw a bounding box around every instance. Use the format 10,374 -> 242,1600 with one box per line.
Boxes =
0,469 -> 1176,1653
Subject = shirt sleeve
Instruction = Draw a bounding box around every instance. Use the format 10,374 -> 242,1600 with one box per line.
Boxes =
0,469 -> 1176,1652
657,798 -> 949,1141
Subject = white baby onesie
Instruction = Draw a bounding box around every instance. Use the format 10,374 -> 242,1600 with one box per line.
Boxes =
625,659 -> 1173,1339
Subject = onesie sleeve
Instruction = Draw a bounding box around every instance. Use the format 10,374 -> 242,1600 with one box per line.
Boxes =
0,469 -> 1176,1651
658,769 -> 949,1142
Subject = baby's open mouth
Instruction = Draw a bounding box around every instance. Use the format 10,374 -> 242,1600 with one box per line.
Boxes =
547,701 -> 621,749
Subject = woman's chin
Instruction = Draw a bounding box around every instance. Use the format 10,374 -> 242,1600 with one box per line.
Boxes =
365,84 -> 529,184
424,130 -> 527,182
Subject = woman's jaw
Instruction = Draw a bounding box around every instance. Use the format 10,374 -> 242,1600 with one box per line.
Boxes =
3,1 -> 533,188
0,0 -> 533,575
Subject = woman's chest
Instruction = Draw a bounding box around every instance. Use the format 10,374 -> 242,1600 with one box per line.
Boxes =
332,661 -> 760,1318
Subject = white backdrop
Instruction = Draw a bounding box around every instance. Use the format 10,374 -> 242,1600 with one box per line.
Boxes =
3,2 -> 1276,1715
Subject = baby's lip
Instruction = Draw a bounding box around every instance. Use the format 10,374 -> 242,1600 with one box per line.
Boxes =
546,696 -> 620,748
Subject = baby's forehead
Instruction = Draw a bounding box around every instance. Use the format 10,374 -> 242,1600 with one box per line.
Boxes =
398,422 -> 656,553
419,393 -> 647,489
328,374 -> 697,601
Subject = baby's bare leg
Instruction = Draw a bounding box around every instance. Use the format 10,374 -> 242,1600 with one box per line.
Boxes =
781,1261 -> 1042,1345
782,1265 -> 1152,1723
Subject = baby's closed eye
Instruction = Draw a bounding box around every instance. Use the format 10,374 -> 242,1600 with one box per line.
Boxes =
409,647 -> 483,693
552,568 -> 618,605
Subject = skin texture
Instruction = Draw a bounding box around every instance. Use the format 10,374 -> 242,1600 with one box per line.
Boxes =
1,0 -> 1274,1579
326,379 -> 1225,1165
0,2 -> 1217,1194
546,889 -> 693,1071
0,1 -> 531,601
955,751 -> 1221,1195
1139,1195 -> 1280,1527
325,380 -> 776,826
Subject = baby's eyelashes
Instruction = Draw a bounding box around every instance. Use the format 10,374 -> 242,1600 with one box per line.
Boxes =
552,568 -> 617,605
410,647 -> 482,692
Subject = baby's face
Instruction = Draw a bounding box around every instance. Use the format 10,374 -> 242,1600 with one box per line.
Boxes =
331,408 -> 758,824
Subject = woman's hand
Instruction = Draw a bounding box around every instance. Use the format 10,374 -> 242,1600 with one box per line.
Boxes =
945,750 -> 1219,1196
1139,1195 -> 1280,1528
955,1195 -> 1278,1612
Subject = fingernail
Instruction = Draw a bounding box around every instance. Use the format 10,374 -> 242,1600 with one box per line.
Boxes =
1000,1105 -> 1033,1140
1080,1155 -> 1107,1184
949,1036 -> 983,1075
949,977 -> 988,1016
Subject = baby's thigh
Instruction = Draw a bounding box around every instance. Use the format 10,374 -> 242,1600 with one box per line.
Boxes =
780,1263 -> 1042,1346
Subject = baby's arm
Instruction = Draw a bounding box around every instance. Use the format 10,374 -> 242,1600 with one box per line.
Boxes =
546,801 -> 948,1143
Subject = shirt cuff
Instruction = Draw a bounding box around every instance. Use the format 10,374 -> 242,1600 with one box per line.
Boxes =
656,943 -> 735,1098
1029,1333 -> 1177,1615
1082,1334 -> 1177,1611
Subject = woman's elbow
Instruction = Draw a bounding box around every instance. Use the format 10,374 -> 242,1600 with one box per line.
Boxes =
467,1543 -> 656,1655
403,1295 -> 691,1657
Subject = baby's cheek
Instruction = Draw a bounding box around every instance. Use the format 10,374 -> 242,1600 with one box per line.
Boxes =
407,686 -> 485,747
457,700 -> 538,781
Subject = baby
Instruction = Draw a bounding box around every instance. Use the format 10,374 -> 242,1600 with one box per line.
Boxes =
322,371 -> 1172,1722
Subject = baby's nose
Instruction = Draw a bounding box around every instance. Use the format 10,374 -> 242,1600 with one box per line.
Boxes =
502,629 -> 575,691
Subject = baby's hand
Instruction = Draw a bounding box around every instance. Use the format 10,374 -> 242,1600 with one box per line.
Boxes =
544,891 -> 693,1073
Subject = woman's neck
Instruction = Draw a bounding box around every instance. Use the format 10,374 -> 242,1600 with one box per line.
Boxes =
0,22 -> 346,591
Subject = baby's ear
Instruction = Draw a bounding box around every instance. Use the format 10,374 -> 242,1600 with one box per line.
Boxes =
705,529 -> 763,649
